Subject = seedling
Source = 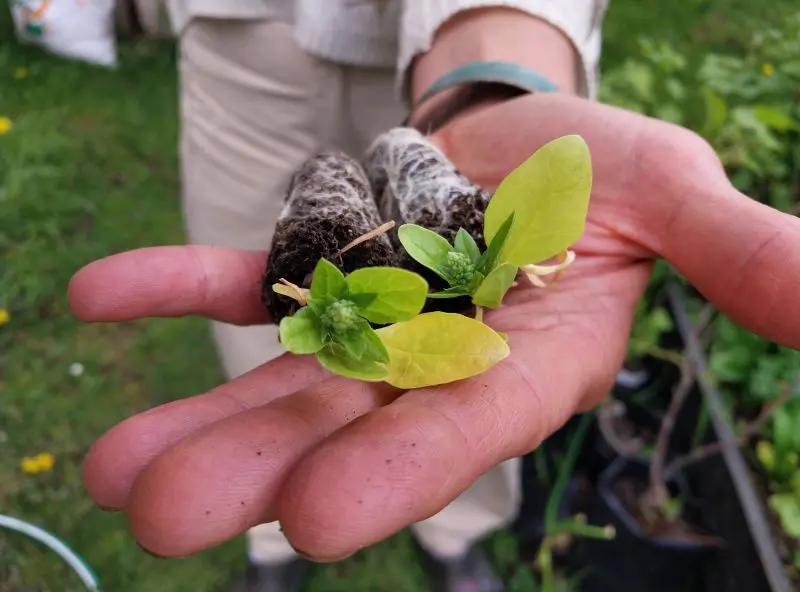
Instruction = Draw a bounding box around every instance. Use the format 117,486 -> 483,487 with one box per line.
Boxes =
266,134 -> 594,389
274,257 -> 510,388
274,258 -> 428,381
398,135 -> 593,314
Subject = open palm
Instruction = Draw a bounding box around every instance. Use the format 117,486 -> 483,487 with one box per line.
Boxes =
69,93 -> 800,560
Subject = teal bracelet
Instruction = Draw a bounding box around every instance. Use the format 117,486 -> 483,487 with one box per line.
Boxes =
415,60 -> 559,106
407,61 -> 558,131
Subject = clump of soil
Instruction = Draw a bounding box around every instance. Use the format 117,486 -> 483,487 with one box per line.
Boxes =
261,151 -> 396,322
363,127 -> 491,312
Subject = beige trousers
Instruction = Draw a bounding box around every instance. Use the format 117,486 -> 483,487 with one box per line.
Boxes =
178,17 -> 521,563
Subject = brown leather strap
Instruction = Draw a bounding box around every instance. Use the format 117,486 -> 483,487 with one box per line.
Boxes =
407,81 -> 528,134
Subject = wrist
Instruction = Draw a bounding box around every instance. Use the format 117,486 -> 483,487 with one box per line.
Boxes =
408,7 -> 580,129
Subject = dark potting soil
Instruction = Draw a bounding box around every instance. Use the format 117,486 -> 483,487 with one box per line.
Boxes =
261,151 -> 396,323
262,215 -> 397,321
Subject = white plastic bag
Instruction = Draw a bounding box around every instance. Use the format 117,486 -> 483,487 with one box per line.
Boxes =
10,0 -> 118,67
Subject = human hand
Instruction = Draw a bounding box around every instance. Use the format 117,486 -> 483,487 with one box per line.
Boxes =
69,93 -> 800,560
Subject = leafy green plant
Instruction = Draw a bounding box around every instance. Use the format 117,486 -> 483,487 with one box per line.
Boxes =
398,135 -> 592,313
273,134 -> 593,388
274,258 -> 429,381
273,258 -> 511,388
600,18 -> 800,209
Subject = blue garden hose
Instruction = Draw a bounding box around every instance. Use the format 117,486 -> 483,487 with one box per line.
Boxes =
0,514 -> 100,590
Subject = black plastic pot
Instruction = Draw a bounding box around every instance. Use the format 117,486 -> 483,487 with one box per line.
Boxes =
574,457 -> 718,592
589,398 -> 662,477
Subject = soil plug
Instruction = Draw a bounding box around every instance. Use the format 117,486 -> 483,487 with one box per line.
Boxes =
367,131 -> 593,318
363,127 -> 491,247
261,151 -> 396,323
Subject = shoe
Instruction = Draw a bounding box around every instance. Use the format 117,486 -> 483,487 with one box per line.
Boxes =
415,540 -> 505,592
232,558 -> 308,592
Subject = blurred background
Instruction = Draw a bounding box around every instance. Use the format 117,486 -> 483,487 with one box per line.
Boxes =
0,1 -> 798,591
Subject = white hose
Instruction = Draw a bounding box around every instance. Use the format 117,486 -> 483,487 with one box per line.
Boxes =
0,514 -> 100,590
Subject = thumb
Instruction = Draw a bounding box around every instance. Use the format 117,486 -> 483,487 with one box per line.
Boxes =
432,93 -> 800,348
644,167 -> 800,348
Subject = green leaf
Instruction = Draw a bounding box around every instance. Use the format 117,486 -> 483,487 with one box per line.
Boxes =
426,288 -> 470,299
477,213 -> 514,275
397,224 -> 453,280
310,258 -> 347,300
751,105 -> 800,133
768,493 -> 800,538
346,267 -> 429,324
278,307 -> 325,354
483,135 -> 592,266
454,228 -> 482,264
467,270 -> 486,293
347,292 -> 378,309
377,312 -> 510,389
316,344 -> 389,381
700,85 -> 728,135
471,262 -> 518,308
336,321 -> 390,364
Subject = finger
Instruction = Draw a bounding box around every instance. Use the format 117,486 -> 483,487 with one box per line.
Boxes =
126,379 -> 402,557
646,183 -> 800,348
278,275 -> 640,560
83,354 -> 328,510
68,245 -> 270,325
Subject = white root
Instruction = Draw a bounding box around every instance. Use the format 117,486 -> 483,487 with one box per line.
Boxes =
272,279 -> 310,306
521,249 -> 576,288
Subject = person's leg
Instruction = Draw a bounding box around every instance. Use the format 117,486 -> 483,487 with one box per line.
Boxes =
340,65 -> 405,154
345,69 -> 517,591
412,458 -> 522,555
178,16 -> 344,575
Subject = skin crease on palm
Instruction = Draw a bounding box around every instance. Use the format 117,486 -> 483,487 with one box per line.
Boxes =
67,93 -> 800,562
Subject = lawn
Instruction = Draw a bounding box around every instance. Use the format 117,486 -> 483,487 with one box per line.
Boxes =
0,2 -> 795,591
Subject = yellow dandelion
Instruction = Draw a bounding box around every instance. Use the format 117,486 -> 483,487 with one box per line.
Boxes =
0,117 -> 12,135
35,452 -> 55,472
762,63 -> 775,77
12,67 -> 28,79
21,457 -> 41,474
20,452 -> 55,475
0,309 -> 8,326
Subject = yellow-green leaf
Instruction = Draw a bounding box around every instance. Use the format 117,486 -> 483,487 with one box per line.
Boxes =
376,312 -> 509,389
346,266 -> 429,324
279,307 -> 325,354
484,135 -> 592,266
471,262 -> 518,308
397,224 -> 453,280
311,258 -> 347,300
316,344 -> 389,381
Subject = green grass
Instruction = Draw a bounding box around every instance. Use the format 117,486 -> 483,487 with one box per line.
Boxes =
0,2 -> 793,591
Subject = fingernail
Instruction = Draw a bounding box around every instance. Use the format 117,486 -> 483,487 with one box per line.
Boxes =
137,542 -> 168,559
289,543 -> 352,563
